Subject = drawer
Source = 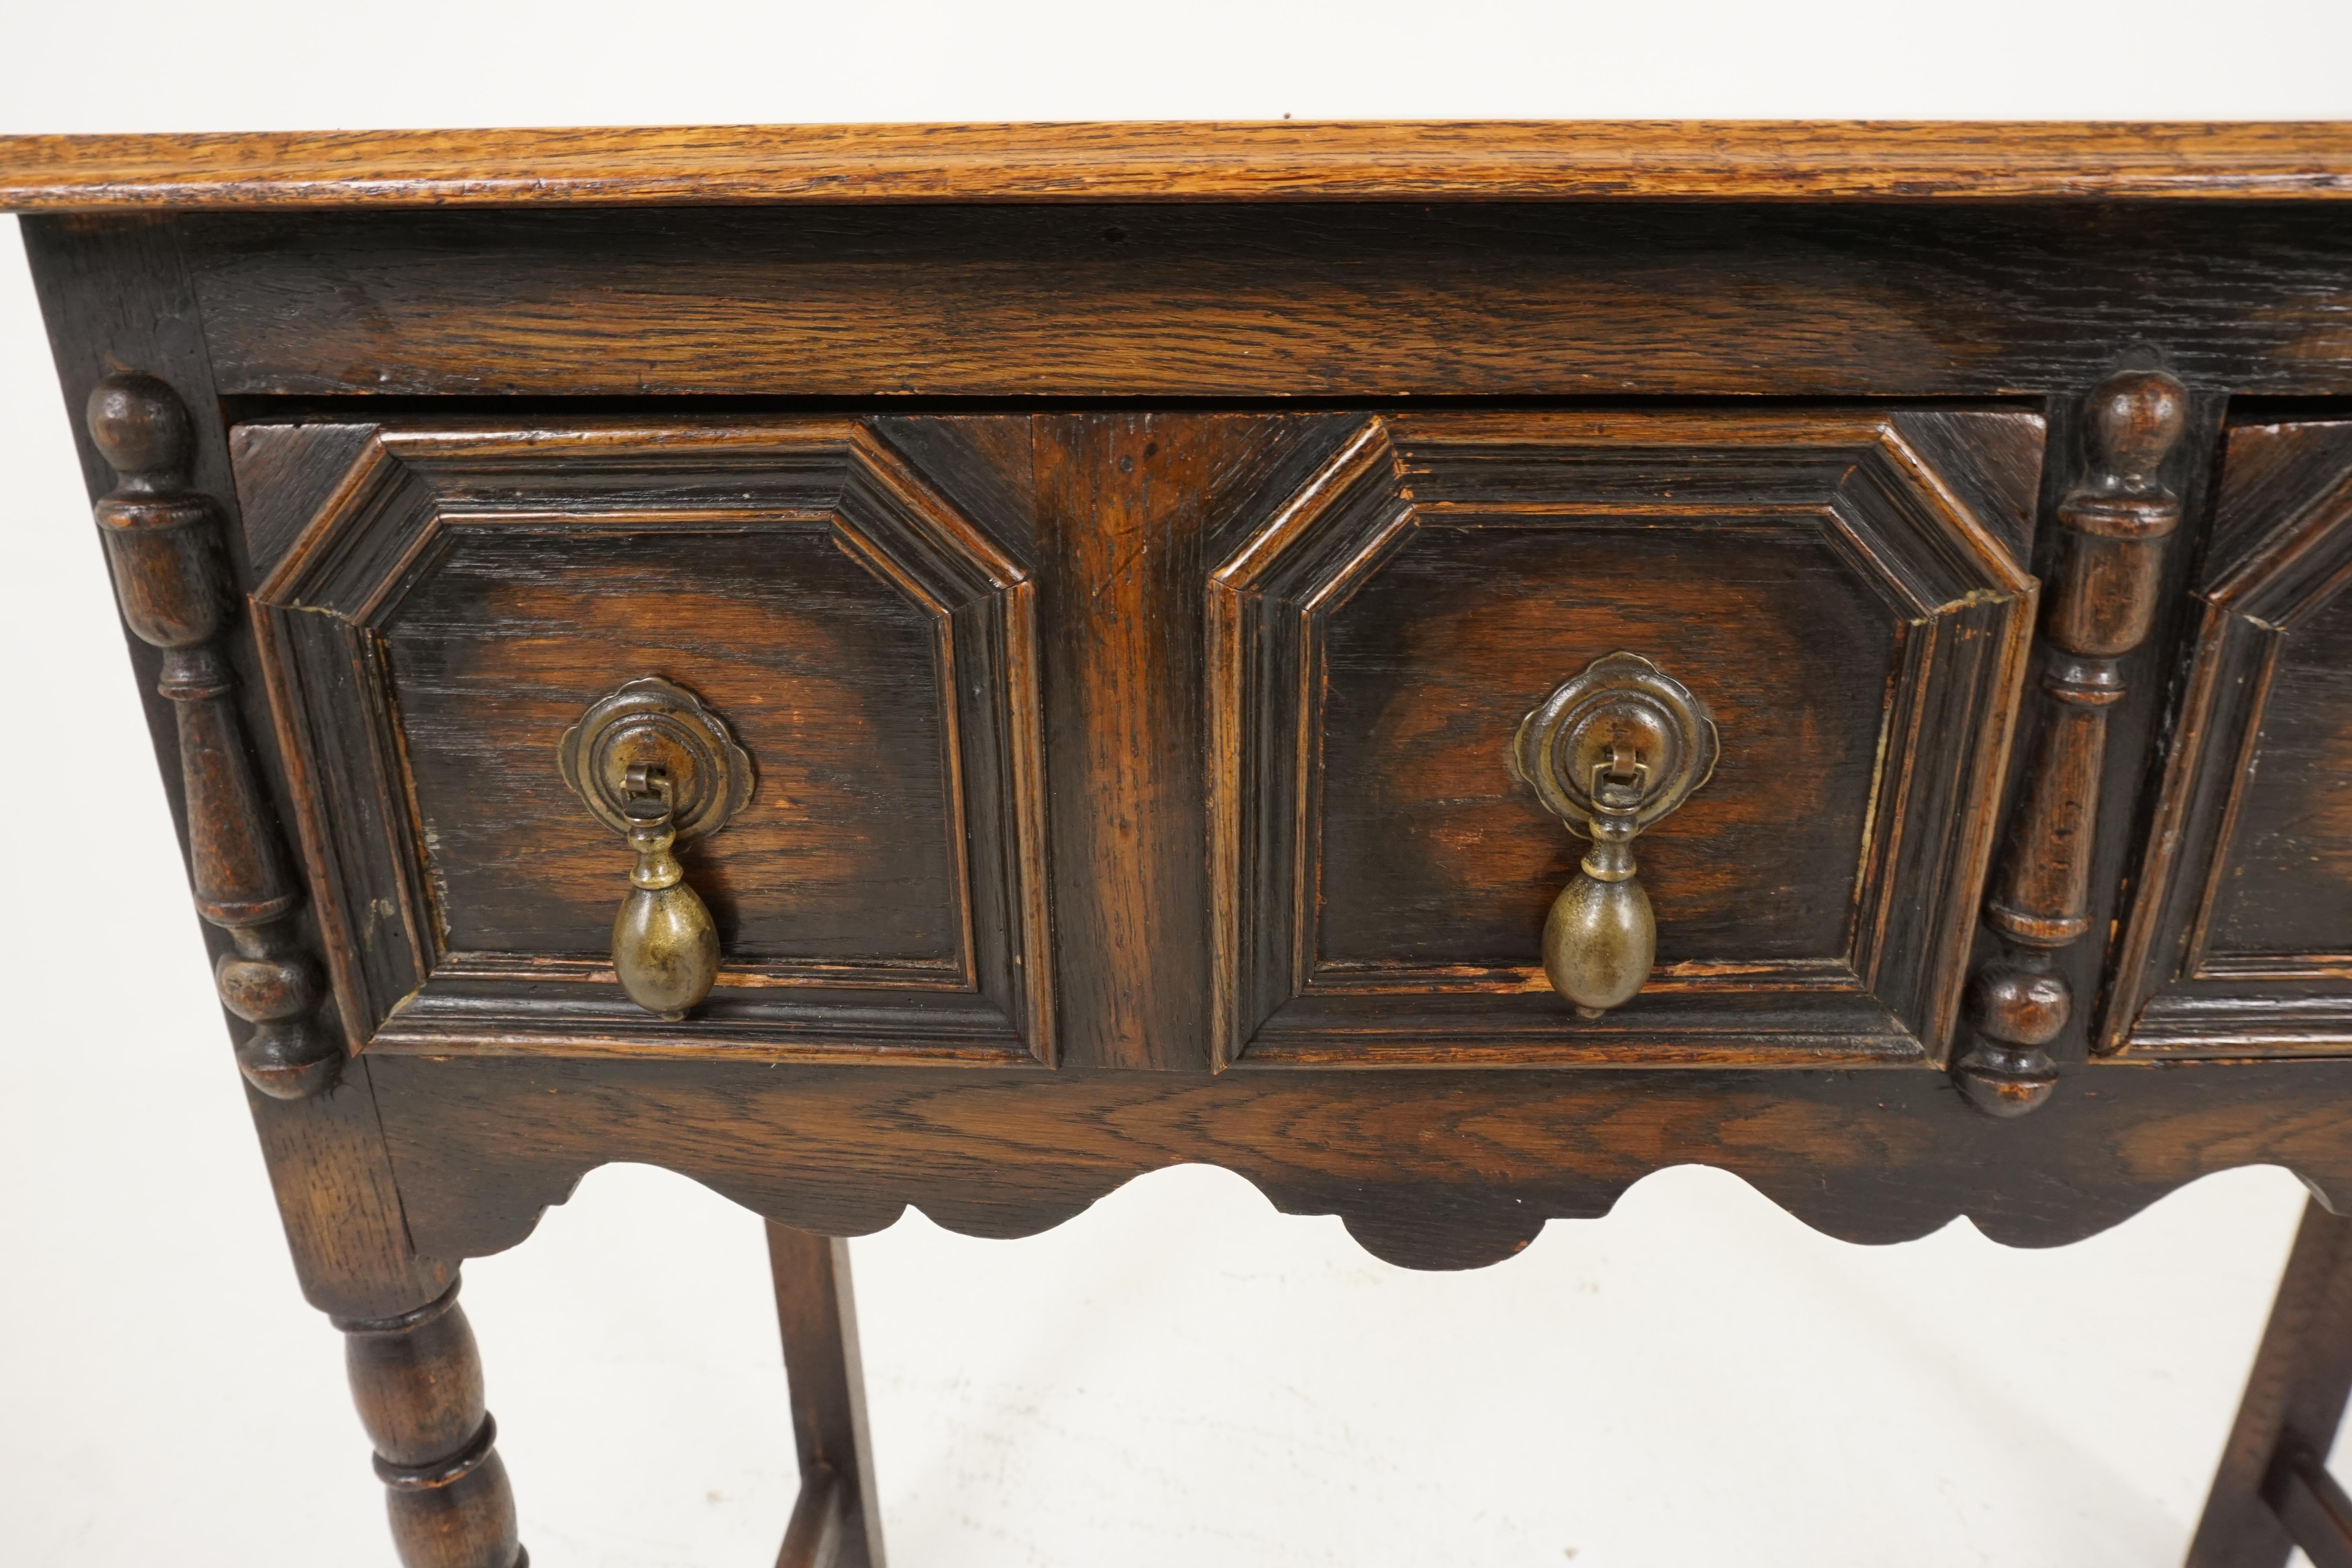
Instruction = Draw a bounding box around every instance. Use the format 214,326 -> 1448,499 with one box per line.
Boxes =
2109,416 -> 2352,1055
229,405 -> 2043,1073
1208,410 -> 2045,1067
232,417 -> 1052,1064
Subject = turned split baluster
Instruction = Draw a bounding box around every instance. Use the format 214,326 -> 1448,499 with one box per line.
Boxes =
88,372 -> 522,1565
1955,370 -> 2187,1116
87,373 -> 341,1099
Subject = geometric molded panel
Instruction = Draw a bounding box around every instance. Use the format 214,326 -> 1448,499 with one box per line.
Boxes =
1208,410 -> 2043,1069
234,418 -> 1051,1064
2105,418 -> 2352,1056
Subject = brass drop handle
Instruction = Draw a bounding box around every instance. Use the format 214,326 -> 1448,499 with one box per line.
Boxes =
1544,750 -> 1656,1018
611,765 -> 720,1021
556,675 -> 755,1022
1514,653 -> 1717,1020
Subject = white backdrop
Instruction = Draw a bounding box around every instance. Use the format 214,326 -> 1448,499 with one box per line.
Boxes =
4,4 -> 2351,1564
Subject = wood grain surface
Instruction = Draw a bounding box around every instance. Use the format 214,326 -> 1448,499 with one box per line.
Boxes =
2210,594 -> 2352,958
2187,1199 -> 2352,1568
368,1051 -> 2352,1273
766,1225 -> 885,1568
2106,417 -> 2352,1057
150,203 -> 2352,401
3,121 -> 2351,210
1953,371 -> 2191,1115
24,173 -> 2352,1278
1209,410 -> 2041,1067
37,125 -> 2352,1568
236,417 -> 1054,1066
1025,414 -> 1357,1070
335,1282 -> 524,1568
22,214 -> 452,1321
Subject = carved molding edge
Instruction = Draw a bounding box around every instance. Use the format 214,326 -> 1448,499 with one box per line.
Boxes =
367,1056 -> 2352,1273
1954,370 -> 2189,1117
89,374 -> 341,1099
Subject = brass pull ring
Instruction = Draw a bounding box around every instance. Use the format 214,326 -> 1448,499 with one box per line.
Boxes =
558,677 -> 753,1020
1512,653 -> 1717,1018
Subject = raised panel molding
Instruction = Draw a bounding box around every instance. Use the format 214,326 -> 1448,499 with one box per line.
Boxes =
1207,410 -> 2043,1070
234,418 -> 1053,1065
2106,419 -> 2352,1056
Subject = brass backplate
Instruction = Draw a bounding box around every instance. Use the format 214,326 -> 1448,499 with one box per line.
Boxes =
1513,652 -> 1718,833
557,676 -> 755,841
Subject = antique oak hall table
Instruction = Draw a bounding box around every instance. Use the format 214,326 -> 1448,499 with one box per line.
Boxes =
15,120 -> 2352,1566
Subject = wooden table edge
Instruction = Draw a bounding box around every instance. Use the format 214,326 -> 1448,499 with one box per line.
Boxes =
4,119 -> 2352,210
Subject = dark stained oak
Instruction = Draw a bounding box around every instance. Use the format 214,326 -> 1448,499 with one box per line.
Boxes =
767,1224 -> 884,1568
1955,371 -> 2190,1115
86,374 -> 344,1099
2187,1200 -> 2352,1568
390,530 -> 959,965
2107,417 -> 2352,1056
22,213 -> 450,1332
2265,1449 -> 2352,1568
356,1054 -> 2352,1273
18,122 -> 2352,1566
115,205 -> 2352,401
1208,409 -> 2040,1068
335,1280 -> 526,1568
232,417 -> 1053,1066
1028,413 -> 1357,1070
2212,595 -> 2352,956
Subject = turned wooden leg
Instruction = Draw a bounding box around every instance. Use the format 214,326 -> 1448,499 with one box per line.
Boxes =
334,1279 -> 526,1568
768,1221 -> 886,1568
2187,1197 -> 2352,1568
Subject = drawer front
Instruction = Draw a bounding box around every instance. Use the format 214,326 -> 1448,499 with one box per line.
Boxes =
2109,418 -> 2352,1055
1209,410 -> 2043,1067
233,417 -> 1050,1064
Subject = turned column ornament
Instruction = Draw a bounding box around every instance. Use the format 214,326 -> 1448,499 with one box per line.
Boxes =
88,373 -> 341,1099
1955,369 -> 2187,1116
